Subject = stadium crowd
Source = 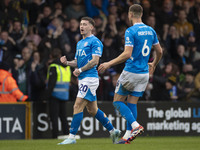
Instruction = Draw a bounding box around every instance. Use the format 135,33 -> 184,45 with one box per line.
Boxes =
0,0 -> 200,102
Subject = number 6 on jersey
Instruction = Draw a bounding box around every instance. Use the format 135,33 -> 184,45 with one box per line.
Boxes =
142,40 -> 150,57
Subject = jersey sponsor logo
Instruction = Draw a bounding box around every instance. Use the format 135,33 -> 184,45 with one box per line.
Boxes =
77,49 -> 87,56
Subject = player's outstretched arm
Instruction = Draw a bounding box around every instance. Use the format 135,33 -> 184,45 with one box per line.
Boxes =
148,43 -> 163,75
60,56 -> 77,68
98,46 -> 132,73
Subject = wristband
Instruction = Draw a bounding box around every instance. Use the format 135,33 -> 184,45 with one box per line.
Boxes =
78,68 -> 82,73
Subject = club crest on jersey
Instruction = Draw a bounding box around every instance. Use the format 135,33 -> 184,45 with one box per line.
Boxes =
84,42 -> 88,47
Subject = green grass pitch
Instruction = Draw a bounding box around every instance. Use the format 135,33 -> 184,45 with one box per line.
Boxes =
0,137 -> 200,150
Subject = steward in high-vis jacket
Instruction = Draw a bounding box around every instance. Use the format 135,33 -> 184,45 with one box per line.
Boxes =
47,63 -> 71,100
0,62 -> 28,102
46,48 -> 71,138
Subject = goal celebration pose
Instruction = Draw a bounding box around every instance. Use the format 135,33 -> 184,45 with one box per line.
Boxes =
58,17 -> 121,145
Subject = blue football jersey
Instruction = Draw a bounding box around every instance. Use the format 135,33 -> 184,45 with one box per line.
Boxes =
75,35 -> 103,80
124,23 -> 159,74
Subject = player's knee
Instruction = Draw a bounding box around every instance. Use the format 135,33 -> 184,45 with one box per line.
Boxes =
87,107 -> 97,116
73,103 -> 82,112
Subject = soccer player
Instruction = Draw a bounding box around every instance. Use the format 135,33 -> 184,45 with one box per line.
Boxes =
98,4 -> 163,144
58,17 -> 121,145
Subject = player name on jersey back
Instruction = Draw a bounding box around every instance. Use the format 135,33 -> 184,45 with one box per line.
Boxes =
138,31 -> 153,36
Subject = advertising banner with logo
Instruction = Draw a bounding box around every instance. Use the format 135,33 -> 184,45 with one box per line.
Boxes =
139,102 -> 200,136
0,103 -> 31,139
32,101 -> 200,139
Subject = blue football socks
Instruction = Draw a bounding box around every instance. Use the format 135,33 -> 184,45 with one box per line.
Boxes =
113,101 -> 136,125
126,103 -> 137,130
69,112 -> 83,135
95,109 -> 114,131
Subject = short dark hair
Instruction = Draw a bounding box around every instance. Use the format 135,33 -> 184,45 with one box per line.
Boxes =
81,17 -> 95,27
129,4 -> 143,18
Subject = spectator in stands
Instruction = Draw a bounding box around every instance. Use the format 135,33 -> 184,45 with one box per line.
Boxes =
146,15 -> 156,29
9,20 -> 27,53
178,71 -> 195,101
63,19 -> 70,31
174,0 -> 183,11
38,17 -> 71,64
25,25 -> 41,46
118,11 -> 130,27
173,9 -> 194,38
185,32 -> 200,63
50,17 -> 71,58
93,16 -> 107,39
36,5 -> 53,38
108,2 -> 118,19
178,63 -> 194,88
183,0 -> 191,15
11,54 -> 24,83
52,1 -> 67,21
65,18 -> 81,58
20,0 -> 46,25
0,31 -> 15,66
151,62 -> 179,100
64,0 -> 86,20
37,23 -> 54,65
101,34 -> 118,63
145,15 -> 161,35
0,61 -> 28,102
17,47 -> 32,98
156,0 -> 176,27
105,14 -> 118,37
165,75 -> 178,101
188,0 -> 200,49
141,0 -> 155,23
163,25 -> 187,59
181,70 -> 200,102
0,0 -> 23,31
175,44 -> 190,71
27,40 -> 38,52
30,51 -> 46,101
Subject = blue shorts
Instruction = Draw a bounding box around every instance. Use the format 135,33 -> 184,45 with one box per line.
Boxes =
77,77 -> 99,101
